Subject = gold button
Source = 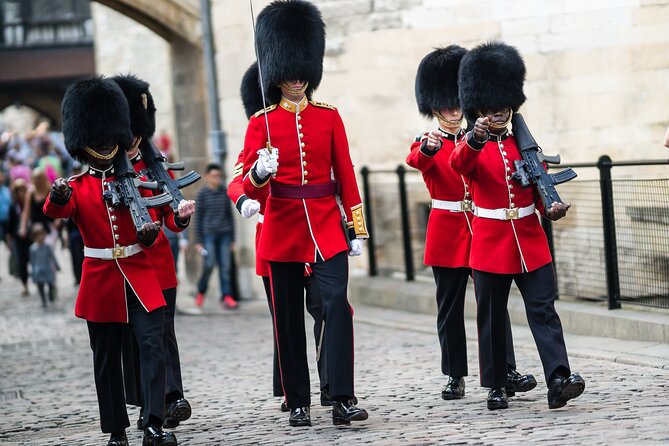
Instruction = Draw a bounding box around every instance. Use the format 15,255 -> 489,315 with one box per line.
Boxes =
303,161 -> 307,166
303,179 -> 309,184
506,167 -> 510,172
510,203 -> 516,208
113,225 -> 118,230
504,159 -> 509,164
465,192 -> 470,197
111,215 -> 117,221
500,144 -> 505,148
283,102 -> 288,107
502,151 -> 507,156
108,207 -> 113,212
506,176 -> 511,181
297,115 -> 302,121
298,124 -> 303,129
357,216 -> 362,221
302,152 -> 307,157
510,193 -> 515,198
114,234 -> 120,240
304,171 -> 308,176
300,142 -> 305,148
299,133 -> 304,138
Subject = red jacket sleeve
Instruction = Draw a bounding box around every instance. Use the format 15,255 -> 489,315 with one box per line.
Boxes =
227,149 -> 249,213
450,132 -> 483,177
331,110 -> 368,239
406,133 -> 437,172
44,182 -> 77,219
242,116 -> 270,199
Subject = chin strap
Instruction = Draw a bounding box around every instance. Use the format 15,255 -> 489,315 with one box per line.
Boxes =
84,143 -> 118,161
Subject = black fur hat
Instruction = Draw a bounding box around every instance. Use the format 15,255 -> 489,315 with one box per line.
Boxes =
110,74 -> 156,138
415,45 -> 467,118
458,41 -> 526,123
61,76 -> 132,162
240,61 -> 271,119
255,0 -> 325,104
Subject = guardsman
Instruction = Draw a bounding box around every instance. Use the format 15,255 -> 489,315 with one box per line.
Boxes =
241,0 -> 369,427
44,77 -> 176,446
111,74 -> 195,431
450,41 -> 585,410
407,45 -> 536,401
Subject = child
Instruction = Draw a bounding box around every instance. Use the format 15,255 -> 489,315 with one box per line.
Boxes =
29,223 -> 59,307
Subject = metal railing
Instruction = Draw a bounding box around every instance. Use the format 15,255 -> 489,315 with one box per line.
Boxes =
360,156 -> 669,310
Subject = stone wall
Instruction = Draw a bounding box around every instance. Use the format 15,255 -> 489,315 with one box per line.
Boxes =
91,3 -> 178,157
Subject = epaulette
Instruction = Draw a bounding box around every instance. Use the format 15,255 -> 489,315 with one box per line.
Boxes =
309,101 -> 336,110
253,104 -> 277,118
232,162 -> 243,179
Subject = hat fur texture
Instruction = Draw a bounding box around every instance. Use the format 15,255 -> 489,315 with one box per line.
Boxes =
255,0 -> 325,104
458,41 -> 526,123
240,62 -> 271,118
415,45 -> 467,118
111,74 -> 157,139
61,76 -> 132,162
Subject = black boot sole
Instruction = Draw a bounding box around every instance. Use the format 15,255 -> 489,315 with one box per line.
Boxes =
170,404 -> 192,422
548,380 -> 585,409
142,437 -> 177,446
289,419 -> 312,427
333,411 -> 369,426
441,392 -> 465,400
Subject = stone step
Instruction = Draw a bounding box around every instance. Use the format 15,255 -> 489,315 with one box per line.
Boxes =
349,275 -> 669,344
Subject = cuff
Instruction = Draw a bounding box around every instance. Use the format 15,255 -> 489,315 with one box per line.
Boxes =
49,190 -> 71,206
420,139 -> 440,157
250,163 -> 270,188
466,132 -> 487,151
351,204 -> 369,239
174,215 -> 190,229
235,195 -> 249,214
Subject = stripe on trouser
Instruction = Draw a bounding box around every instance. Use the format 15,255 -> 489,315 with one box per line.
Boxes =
267,267 -> 288,404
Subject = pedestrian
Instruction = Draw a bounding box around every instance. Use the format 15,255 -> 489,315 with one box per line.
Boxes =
20,168 -> 56,248
111,73 -> 196,431
8,178 -> 31,295
450,41 -> 585,410
228,61 -> 337,412
29,223 -> 59,308
407,45 -> 536,401
193,163 -> 236,309
0,169 -> 11,281
240,0 -> 369,427
44,76 -> 176,446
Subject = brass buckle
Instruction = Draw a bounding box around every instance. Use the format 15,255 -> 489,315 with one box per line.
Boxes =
460,200 -> 473,212
112,246 -> 127,259
505,208 -> 519,220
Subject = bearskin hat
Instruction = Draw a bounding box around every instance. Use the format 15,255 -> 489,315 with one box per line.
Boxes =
240,62 -> 268,119
61,76 -> 132,162
415,45 -> 467,118
255,0 -> 326,104
110,74 -> 157,138
458,41 -> 526,123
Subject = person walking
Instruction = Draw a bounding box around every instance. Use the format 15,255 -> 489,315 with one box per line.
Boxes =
29,223 -> 59,307
194,163 -> 236,309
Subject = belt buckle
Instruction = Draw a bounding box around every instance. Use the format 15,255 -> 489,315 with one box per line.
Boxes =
460,200 -> 472,212
112,246 -> 127,259
505,208 -> 519,220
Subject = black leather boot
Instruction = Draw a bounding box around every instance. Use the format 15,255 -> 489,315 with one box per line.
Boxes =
107,431 -> 128,446
143,424 -> 177,446
505,369 -> 537,397
332,400 -> 369,426
548,373 -> 585,409
288,407 -> 312,427
164,398 -> 191,428
441,376 -> 465,400
486,388 -> 509,410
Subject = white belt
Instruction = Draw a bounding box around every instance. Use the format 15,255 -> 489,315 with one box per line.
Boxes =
84,243 -> 143,260
474,204 -> 536,220
258,213 -> 264,223
431,199 -> 473,213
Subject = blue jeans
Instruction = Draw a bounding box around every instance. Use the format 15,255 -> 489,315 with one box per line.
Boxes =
197,232 -> 233,297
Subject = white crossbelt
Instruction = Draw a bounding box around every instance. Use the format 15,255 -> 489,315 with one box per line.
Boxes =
258,213 -> 264,223
431,199 -> 473,213
84,243 -> 143,260
474,204 -> 536,220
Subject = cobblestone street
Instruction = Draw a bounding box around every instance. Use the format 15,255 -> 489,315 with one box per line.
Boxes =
1,258 -> 669,446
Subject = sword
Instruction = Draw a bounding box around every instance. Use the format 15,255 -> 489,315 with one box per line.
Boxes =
248,0 -> 277,175
316,320 -> 325,362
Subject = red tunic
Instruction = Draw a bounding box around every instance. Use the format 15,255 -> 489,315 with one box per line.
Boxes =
406,130 -> 472,268
242,99 -> 368,263
43,168 -> 165,323
449,131 -> 551,274
132,155 -> 185,291
228,149 -> 270,277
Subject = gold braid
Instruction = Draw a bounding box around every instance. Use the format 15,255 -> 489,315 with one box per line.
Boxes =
84,143 -> 118,160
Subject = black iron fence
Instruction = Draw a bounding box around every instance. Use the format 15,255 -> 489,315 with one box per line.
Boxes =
360,156 -> 669,310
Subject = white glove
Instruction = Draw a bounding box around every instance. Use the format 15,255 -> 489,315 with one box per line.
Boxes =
254,148 -> 279,179
348,239 -> 363,257
241,199 -> 261,218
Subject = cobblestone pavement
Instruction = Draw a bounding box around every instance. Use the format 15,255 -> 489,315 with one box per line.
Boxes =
1,252 -> 669,445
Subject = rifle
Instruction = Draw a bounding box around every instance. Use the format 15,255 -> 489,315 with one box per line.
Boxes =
510,113 -> 577,212
103,150 -> 173,232
138,138 -> 201,213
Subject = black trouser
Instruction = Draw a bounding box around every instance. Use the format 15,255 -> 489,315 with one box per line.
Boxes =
473,262 -> 570,389
268,251 -> 353,408
123,288 -> 184,408
88,283 -> 166,433
432,267 -> 517,378
262,273 -> 327,397
36,282 -> 55,305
